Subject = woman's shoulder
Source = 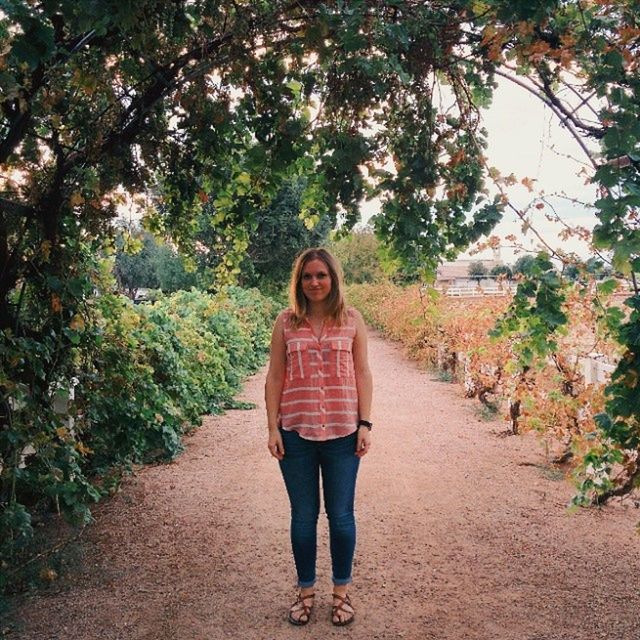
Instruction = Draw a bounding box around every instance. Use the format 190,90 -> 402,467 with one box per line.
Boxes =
273,308 -> 292,330
278,308 -> 304,333
342,307 -> 364,333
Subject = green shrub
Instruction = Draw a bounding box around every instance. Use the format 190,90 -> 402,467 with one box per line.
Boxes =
0,286 -> 277,595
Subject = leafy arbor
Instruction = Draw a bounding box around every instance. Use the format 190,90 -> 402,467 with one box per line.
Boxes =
2,0 -> 640,567
0,0 -> 504,330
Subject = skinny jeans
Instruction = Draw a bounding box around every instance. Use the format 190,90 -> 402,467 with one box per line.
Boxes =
278,428 -> 360,588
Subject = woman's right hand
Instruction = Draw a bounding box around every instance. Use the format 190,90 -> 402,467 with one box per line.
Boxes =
268,429 -> 285,460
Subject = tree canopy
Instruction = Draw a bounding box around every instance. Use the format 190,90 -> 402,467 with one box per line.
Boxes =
513,254 -> 538,277
468,260 -> 488,278
114,230 -> 198,297
331,228 -> 387,284
1,0 -> 514,329
240,177 -> 332,289
3,0 -> 639,309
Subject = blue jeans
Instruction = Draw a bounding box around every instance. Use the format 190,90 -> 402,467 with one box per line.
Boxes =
278,428 -> 360,588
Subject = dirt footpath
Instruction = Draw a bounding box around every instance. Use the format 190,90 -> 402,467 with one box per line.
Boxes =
7,331 -> 640,640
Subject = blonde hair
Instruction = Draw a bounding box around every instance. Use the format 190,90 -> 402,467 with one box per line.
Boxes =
288,248 -> 347,328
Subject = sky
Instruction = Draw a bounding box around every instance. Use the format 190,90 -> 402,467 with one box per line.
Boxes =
474,76 -> 600,264
361,76 -> 602,266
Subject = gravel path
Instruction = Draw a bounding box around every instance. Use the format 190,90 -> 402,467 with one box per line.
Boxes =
7,330 -> 640,640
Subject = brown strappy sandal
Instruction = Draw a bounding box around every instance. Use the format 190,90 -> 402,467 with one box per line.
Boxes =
331,592 -> 355,626
288,592 -> 315,626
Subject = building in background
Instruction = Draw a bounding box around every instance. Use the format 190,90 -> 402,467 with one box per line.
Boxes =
435,249 -> 513,296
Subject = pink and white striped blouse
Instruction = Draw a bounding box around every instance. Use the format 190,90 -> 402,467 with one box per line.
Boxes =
279,309 -> 359,441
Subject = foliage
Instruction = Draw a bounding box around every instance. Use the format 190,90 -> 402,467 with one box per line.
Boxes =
468,261 -> 488,278
330,228 -> 387,284
490,264 -> 513,278
563,257 -> 614,283
153,243 -> 199,293
0,283 -> 276,594
346,281 -> 443,363
239,178 -> 332,290
115,179 -> 331,294
113,230 -> 198,298
491,253 -> 568,367
465,0 -> 640,505
0,1 -> 506,328
513,255 -> 538,277
348,281 -> 628,502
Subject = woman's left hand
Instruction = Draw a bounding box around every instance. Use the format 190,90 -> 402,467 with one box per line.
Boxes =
356,427 -> 371,458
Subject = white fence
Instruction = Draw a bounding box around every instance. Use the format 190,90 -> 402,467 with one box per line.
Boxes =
446,349 -> 617,387
438,286 -> 515,297
435,280 -> 636,298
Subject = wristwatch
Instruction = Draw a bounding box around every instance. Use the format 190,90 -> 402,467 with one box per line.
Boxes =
358,419 -> 373,430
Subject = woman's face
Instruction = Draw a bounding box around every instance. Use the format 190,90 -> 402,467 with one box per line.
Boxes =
301,258 -> 332,304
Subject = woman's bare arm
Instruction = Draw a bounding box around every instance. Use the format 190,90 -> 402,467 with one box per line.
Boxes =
352,309 -> 373,457
265,312 -> 287,459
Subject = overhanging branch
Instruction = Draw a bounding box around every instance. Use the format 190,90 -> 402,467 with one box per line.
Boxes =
494,69 -> 599,170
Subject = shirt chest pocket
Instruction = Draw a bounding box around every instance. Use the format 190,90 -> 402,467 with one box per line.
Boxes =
326,341 -> 354,378
286,341 -> 312,380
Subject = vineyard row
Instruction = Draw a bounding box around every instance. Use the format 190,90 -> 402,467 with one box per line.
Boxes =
346,282 -> 637,507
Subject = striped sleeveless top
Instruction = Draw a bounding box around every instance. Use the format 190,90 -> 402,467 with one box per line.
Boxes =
279,308 -> 359,441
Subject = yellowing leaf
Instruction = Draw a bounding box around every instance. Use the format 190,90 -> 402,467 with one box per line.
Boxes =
51,294 -> 62,314
481,25 -> 497,46
285,79 -> 303,98
69,314 -> 85,331
40,240 -> 52,261
76,442 -> 93,456
123,235 -> 143,254
69,191 -> 84,207
236,172 -> 251,186
521,177 -> 535,192
624,370 -> 638,388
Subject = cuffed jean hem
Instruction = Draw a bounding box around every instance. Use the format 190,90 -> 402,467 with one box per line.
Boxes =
332,576 -> 353,586
297,578 -> 316,588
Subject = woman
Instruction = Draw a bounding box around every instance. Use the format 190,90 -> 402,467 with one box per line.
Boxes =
265,247 -> 373,627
